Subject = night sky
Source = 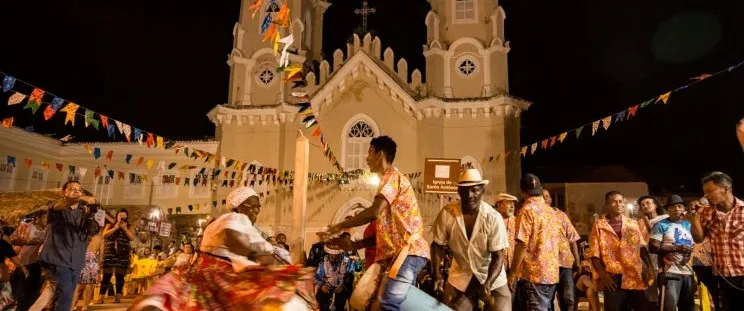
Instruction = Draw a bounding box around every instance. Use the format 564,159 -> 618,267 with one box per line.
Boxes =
1,0 -> 743,195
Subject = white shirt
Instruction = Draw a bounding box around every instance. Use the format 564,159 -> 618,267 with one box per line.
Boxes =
200,212 -> 277,270
432,201 -> 509,291
15,222 -> 46,266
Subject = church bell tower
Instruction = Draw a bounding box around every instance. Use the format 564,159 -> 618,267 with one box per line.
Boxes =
226,0 -> 331,107
423,0 -> 509,99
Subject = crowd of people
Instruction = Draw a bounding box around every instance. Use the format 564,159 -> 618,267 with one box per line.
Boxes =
0,181 -> 205,311
0,135 -> 742,311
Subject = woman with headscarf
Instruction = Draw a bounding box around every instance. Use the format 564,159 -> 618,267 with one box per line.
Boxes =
130,187 -> 317,311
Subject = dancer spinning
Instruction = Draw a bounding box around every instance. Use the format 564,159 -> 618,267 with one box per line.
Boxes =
130,187 -> 317,311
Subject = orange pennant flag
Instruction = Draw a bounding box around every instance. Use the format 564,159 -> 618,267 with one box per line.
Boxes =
105,150 -> 114,161
136,157 -> 144,166
1,117 -> 13,128
656,92 -> 671,104
274,3 -> 290,27
248,0 -> 265,18
550,136 -> 557,147
628,105 -> 639,119
312,127 -> 322,137
262,25 -> 277,42
541,139 -> 549,149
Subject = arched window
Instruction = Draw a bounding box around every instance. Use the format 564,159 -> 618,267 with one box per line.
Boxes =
341,115 -> 379,171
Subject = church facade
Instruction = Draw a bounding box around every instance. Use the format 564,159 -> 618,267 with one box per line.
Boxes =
207,0 -> 530,246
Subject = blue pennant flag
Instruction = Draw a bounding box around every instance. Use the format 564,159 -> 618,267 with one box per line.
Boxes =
93,148 -> 101,159
125,154 -> 133,164
7,156 -> 15,166
50,97 -> 64,110
2,76 -> 16,92
261,14 -> 272,33
134,128 -> 142,142
107,124 -> 115,139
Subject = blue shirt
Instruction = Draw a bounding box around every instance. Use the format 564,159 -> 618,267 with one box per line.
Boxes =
314,255 -> 360,288
650,218 -> 694,275
38,204 -> 91,270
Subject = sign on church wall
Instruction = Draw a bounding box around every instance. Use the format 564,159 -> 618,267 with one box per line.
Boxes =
423,158 -> 461,194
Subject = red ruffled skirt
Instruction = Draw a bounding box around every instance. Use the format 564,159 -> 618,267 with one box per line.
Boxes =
130,254 -> 318,311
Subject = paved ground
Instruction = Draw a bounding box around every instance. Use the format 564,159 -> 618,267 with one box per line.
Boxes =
73,297 -> 134,311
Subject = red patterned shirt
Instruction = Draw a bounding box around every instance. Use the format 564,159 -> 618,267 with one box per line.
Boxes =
375,168 -> 430,261
699,198 -> 744,277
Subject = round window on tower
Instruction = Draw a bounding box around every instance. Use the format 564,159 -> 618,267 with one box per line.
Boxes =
255,63 -> 277,88
455,55 -> 479,78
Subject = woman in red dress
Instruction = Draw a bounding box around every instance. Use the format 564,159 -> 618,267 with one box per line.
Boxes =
129,187 -> 317,311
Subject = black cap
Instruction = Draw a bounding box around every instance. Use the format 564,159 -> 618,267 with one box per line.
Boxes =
520,173 -> 543,196
663,194 -> 685,209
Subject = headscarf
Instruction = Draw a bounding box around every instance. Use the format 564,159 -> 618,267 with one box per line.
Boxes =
226,187 -> 258,209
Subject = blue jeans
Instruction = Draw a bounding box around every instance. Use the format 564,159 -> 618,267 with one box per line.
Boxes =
553,267 -> 576,311
516,280 -> 556,311
380,255 -> 428,311
662,273 -> 695,311
41,263 -> 81,311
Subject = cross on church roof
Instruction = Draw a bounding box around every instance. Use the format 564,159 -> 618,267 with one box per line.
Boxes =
354,1 -> 376,33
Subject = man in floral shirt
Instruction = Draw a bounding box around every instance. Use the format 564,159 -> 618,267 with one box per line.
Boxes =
326,136 -> 429,310
507,174 -> 562,310
544,189 -> 580,311
587,191 -> 655,311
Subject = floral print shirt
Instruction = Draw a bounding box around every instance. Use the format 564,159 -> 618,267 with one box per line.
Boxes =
375,168 -> 430,261
555,209 -> 581,268
515,196 -> 561,284
503,217 -> 516,271
586,215 -> 647,290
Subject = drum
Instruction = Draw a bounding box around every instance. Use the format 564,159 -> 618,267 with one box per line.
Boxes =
399,286 -> 453,311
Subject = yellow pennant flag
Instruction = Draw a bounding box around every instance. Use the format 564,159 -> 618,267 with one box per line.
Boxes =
656,92 -> 671,104
83,144 -> 93,154
156,136 -> 164,149
283,64 -> 303,81
521,146 -> 527,157
273,32 -> 281,55
146,159 -> 155,169
62,103 -> 79,126
558,132 -> 568,143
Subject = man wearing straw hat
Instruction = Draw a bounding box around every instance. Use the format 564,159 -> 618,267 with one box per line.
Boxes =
431,168 -> 511,310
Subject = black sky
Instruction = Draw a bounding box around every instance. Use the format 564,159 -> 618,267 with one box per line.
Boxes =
0,0 -> 743,194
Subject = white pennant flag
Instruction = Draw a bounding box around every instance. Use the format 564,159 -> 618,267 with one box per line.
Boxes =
278,35 -> 294,68
114,121 -> 125,134
7,92 -> 26,105
137,132 -> 144,145
78,167 -> 88,178
530,143 -> 537,154
122,124 -> 132,140
157,161 -> 166,171
152,175 -> 161,184
220,156 -> 227,168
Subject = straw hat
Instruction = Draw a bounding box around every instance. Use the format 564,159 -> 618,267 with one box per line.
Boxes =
458,169 -> 489,187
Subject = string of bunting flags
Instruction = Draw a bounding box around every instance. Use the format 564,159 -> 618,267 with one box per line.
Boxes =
480,60 -> 744,164
0,71 -> 305,185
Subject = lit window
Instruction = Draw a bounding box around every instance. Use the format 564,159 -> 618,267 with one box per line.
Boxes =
189,169 -> 211,199
27,167 -> 48,191
345,120 -> 376,171
0,163 -> 16,192
454,0 -> 476,23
